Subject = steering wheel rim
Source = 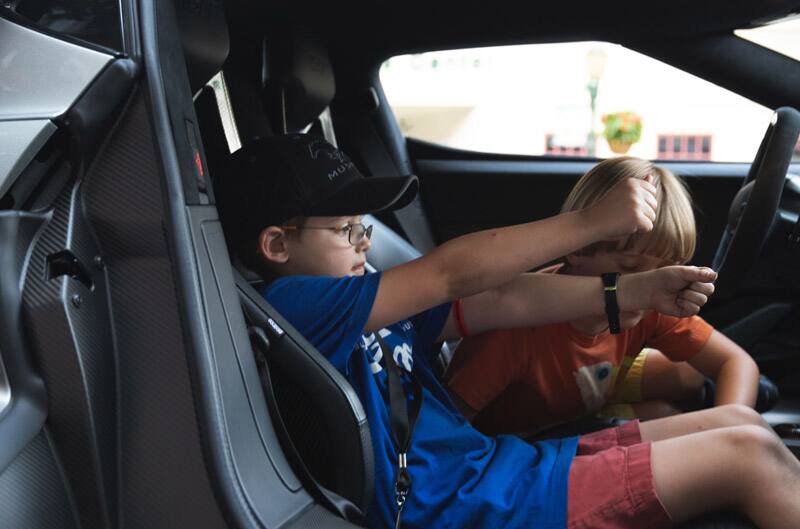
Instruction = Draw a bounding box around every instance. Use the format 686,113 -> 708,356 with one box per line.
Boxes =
711,107 -> 800,301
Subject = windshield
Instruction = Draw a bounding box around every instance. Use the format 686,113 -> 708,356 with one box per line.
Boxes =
736,16 -> 800,62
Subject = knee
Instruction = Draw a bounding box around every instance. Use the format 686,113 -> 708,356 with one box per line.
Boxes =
713,425 -> 786,502
723,424 -> 783,462
717,403 -> 768,429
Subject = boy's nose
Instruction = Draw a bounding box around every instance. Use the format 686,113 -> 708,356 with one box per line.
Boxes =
357,235 -> 372,253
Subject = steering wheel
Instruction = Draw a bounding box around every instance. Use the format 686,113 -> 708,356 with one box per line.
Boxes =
711,106 -> 800,302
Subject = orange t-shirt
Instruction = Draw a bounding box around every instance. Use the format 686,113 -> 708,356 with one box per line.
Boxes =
446,312 -> 714,436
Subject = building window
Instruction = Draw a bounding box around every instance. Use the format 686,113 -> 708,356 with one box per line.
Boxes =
657,134 -> 712,160
545,134 -> 588,156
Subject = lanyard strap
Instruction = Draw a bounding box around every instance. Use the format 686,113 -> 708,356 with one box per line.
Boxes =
374,332 -> 423,529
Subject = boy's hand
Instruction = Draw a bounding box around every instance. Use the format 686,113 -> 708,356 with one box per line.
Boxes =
581,176 -> 658,241
619,266 -> 717,317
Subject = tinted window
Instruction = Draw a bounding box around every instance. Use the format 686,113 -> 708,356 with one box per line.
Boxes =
3,0 -> 122,51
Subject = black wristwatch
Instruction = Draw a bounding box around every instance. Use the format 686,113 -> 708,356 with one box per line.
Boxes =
601,272 -> 621,334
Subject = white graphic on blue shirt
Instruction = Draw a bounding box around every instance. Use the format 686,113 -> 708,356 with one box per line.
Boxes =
362,327 -> 414,374
363,328 -> 390,374
393,342 -> 414,372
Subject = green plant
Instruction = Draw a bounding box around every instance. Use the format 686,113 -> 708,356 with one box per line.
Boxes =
601,112 -> 642,144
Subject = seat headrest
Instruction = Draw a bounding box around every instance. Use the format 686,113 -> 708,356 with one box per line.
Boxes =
262,31 -> 335,133
176,0 -> 230,94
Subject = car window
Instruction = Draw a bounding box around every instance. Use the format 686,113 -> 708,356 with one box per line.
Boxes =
2,0 -> 123,51
380,42 -> 771,162
206,72 -> 242,153
737,16 -> 800,62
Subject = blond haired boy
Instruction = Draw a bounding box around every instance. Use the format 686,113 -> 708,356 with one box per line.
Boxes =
447,157 -> 760,436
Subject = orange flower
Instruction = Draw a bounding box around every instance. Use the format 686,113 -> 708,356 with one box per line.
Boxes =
601,111 -> 642,145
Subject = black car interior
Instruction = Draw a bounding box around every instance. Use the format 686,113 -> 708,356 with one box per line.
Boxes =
2,0 -> 800,528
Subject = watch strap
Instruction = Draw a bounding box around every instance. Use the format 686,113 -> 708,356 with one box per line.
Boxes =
602,272 -> 621,334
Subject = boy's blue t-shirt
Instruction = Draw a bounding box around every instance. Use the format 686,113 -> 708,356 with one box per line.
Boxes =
264,273 -> 579,529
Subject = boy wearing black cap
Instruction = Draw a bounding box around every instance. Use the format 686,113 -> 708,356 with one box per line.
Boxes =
217,134 -> 800,529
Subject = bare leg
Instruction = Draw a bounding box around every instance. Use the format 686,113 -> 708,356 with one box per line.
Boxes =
640,404 -> 770,442
652,425 -> 800,528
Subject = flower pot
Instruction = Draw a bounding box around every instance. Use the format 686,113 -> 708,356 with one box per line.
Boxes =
607,139 -> 633,154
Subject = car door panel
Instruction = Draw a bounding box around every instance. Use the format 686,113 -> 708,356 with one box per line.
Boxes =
0,10 -> 126,528
0,16 -> 112,121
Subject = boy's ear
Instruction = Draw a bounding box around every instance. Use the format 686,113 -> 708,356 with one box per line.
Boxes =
257,226 -> 290,264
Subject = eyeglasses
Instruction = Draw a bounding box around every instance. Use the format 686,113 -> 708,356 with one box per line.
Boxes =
281,222 -> 373,246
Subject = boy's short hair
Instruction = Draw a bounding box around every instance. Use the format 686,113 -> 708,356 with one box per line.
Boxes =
561,156 -> 696,264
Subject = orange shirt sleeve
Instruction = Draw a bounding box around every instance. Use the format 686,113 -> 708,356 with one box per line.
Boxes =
446,329 -> 527,413
646,314 -> 715,362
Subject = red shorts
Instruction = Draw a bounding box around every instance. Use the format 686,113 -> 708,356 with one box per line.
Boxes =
567,420 -> 672,529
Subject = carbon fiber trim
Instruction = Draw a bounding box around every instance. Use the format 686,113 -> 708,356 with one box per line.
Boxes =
82,90 -> 229,529
0,431 -> 78,529
22,172 -> 115,529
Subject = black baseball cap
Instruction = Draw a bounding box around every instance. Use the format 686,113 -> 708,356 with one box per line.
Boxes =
216,134 -> 418,245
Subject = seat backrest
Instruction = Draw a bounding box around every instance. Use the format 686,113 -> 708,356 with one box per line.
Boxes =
362,214 -> 421,270
261,29 -> 336,135
195,31 -> 380,511
235,271 -> 374,509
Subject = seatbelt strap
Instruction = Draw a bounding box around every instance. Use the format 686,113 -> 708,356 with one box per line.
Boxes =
248,326 -> 366,525
375,332 -> 423,529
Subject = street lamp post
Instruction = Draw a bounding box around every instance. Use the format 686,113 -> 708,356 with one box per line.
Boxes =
586,47 -> 607,157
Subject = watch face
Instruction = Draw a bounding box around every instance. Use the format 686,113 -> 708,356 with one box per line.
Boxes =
601,272 -> 620,287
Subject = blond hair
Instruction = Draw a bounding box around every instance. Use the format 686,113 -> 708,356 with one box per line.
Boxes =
561,157 -> 696,264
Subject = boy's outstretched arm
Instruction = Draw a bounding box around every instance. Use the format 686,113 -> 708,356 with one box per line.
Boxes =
436,266 -> 718,341
366,177 -> 658,332
687,332 -> 759,407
